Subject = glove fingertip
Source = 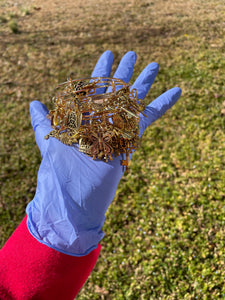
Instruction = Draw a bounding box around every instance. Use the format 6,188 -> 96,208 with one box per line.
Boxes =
131,62 -> 159,100
91,50 -> 114,78
148,61 -> 159,72
124,50 -> 137,62
139,86 -> 182,136
112,51 -> 137,83
30,100 -> 49,114
103,49 -> 113,56
100,50 -> 114,66
170,87 -> 182,101
30,100 -> 49,131
142,62 -> 159,78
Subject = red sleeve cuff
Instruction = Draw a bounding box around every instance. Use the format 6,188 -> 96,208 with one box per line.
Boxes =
0,216 -> 101,300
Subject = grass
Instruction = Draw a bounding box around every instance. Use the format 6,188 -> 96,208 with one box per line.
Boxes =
8,19 -> 19,33
0,0 -> 225,298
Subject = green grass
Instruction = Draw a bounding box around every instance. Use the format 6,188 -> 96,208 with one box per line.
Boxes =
0,0 -> 225,298
8,19 -> 19,33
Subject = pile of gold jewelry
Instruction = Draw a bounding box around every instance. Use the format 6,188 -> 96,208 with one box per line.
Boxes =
45,77 -> 146,169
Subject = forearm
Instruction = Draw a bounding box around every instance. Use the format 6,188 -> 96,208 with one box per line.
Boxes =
0,216 -> 101,300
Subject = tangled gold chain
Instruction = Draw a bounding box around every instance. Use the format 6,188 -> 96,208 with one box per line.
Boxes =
45,77 -> 146,170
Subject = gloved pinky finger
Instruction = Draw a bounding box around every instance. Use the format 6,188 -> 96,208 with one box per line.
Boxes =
139,87 -> 182,136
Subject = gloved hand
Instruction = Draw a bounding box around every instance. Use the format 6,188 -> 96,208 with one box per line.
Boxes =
27,50 -> 182,256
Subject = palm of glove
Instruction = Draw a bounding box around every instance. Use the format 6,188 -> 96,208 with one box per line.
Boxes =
27,51 -> 181,256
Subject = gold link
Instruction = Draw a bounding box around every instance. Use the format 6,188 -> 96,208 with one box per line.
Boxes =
44,77 -> 146,170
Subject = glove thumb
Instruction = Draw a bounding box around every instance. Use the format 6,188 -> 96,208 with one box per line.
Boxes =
30,100 -> 51,154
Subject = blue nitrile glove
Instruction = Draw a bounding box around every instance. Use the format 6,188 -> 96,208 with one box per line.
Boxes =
26,51 -> 182,256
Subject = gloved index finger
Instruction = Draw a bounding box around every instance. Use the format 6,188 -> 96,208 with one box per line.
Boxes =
91,50 -> 114,78
91,50 -> 114,94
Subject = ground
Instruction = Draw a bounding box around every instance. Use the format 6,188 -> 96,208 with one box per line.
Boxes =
0,0 -> 225,299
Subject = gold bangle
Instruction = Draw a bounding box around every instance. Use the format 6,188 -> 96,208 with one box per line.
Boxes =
45,77 -> 146,170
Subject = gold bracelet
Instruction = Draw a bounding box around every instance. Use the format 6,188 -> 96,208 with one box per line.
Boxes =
45,77 -> 146,170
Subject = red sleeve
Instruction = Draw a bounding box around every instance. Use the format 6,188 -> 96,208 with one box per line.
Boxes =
0,216 -> 101,300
